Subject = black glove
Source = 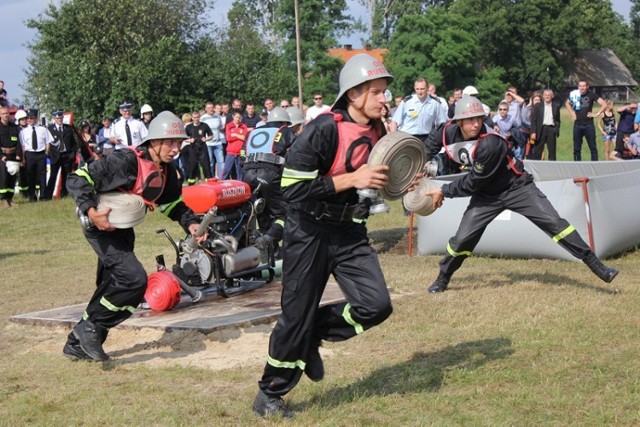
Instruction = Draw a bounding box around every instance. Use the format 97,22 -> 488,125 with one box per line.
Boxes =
255,234 -> 273,250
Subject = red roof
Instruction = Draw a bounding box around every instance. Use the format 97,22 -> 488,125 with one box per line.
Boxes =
328,46 -> 388,63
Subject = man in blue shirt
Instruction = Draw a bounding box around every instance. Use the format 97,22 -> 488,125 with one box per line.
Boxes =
391,77 -> 447,144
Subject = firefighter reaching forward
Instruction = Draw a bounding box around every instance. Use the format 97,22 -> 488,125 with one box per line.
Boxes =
252,54 -> 393,418
422,95 -> 618,294
65,111 -> 205,361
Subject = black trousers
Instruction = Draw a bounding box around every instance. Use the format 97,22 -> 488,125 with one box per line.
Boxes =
82,227 -> 148,329
45,151 -> 75,199
259,211 -> 392,397
438,177 -> 592,277
242,162 -> 286,241
529,125 -> 557,161
25,151 -> 46,201
0,161 -> 17,201
182,142 -> 212,182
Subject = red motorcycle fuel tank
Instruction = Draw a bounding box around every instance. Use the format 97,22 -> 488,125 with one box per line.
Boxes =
182,178 -> 252,214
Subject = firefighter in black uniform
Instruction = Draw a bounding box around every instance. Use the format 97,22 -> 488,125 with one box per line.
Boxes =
65,111 -> 205,361
252,54 -> 394,418
45,109 -> 78,200
422,95 -> 619,294
0,106 -> 23,207
242,106 -> 296,255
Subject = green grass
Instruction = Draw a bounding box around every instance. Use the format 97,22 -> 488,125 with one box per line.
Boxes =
1,185 -> 639,425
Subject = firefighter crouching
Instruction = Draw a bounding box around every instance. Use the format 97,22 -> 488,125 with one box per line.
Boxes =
422,95 -> 619,294
65,111 -> 205,361
242,106 -> 296,254
252,54 -> 394,418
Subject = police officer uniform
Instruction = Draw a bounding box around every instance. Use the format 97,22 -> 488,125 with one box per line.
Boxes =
64,111 -> 200,361
19,109 -> 53,202
109,102 -> 148,150
391,93 -> 447,143
243,108 -> 296,247
425,96 -> 618,293
45,110 -> 78,199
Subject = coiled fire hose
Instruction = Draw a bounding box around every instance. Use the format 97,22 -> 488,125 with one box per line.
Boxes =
402,177 -> 439,216
97,193 -> 147,228
368,131 -> 427,200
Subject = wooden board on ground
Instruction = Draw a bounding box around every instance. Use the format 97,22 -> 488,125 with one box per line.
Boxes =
10,281 -> 345,334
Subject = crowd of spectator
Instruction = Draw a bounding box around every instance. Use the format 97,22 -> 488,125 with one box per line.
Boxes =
3,76 -> 640,209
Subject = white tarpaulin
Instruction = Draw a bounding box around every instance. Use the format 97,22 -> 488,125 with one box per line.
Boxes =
417,160 -> 640,261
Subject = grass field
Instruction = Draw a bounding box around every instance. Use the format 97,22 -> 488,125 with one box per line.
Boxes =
1,190 -> 639,425
1,112 -> 638,425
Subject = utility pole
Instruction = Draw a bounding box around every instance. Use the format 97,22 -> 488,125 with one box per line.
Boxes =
295,0 -> 303,106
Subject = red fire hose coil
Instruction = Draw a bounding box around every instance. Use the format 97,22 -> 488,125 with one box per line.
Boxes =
144,271 -> 182,311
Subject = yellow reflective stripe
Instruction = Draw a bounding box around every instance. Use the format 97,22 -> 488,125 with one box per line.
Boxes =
553,225 -> 576,243
75,165 -> 95,186
82,311 -> 89,321
447,243 -> 472,257
352,218 -> 365,224
281,167 -> 318,188
275,219 -> 285,228
100,296 -> 136,314
342,303 -> 364,335
267,355 -> 306,370
158,196 -> 182,216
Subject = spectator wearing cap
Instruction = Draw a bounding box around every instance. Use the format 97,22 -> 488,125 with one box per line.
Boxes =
45,109 -> 78,200
18,109 -> 53,202
140,104 -> 154,129
256,110 -> 268,128
108,101 -> 148,150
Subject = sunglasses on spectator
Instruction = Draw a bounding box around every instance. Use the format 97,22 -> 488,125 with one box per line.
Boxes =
281,104 -> 290,108
314,97 -> 323,100
498,108 -> 507,111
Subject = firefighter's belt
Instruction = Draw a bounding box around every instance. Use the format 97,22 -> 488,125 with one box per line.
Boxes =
246,152 -> 285,165
1,147 -> 17,154
300,201 -> 358,222
368,131 -> 426,200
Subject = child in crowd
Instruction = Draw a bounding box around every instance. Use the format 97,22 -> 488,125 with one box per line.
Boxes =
597,100 -> 616,160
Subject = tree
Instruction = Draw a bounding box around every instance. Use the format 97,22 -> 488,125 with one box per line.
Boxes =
26,0 -> 208,120
385,9 -> 478,96
274,0 -> 353,104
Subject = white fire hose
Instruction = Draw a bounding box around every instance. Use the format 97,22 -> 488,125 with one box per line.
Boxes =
96,193 -> 147,228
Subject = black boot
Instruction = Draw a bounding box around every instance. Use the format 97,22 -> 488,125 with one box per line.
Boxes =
305,340 -> 324,382
62,331 -> 90,361
252,390 -> 294,418
583,253 -> 619,283
73,320 -> 110,361
428,272 -> 451,293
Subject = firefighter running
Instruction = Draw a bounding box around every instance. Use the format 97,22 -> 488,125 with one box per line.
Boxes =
65,111 -> 206,361
422,95 -> 619,294
252,54 -> 394,418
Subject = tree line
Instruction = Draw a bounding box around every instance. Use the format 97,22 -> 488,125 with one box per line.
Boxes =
25,0 -> 639,121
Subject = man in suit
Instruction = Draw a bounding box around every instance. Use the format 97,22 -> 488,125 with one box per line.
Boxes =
45,109 -> 77,199
530,89 -> 561,160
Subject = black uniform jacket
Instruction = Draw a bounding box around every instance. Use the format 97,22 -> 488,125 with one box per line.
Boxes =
282,109 -> 384,207
67,146 -> 198,231
426,122 -> 529,199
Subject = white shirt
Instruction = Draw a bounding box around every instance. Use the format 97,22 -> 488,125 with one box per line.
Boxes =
111,117 -> 148,150
305,104 -> 331,122
19,125 -> 54,152
200,113 -> 223,146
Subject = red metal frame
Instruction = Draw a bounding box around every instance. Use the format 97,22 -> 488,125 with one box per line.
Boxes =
573,177 -> 595,251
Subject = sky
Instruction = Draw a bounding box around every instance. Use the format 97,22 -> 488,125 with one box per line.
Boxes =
1,0 -> 632,105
